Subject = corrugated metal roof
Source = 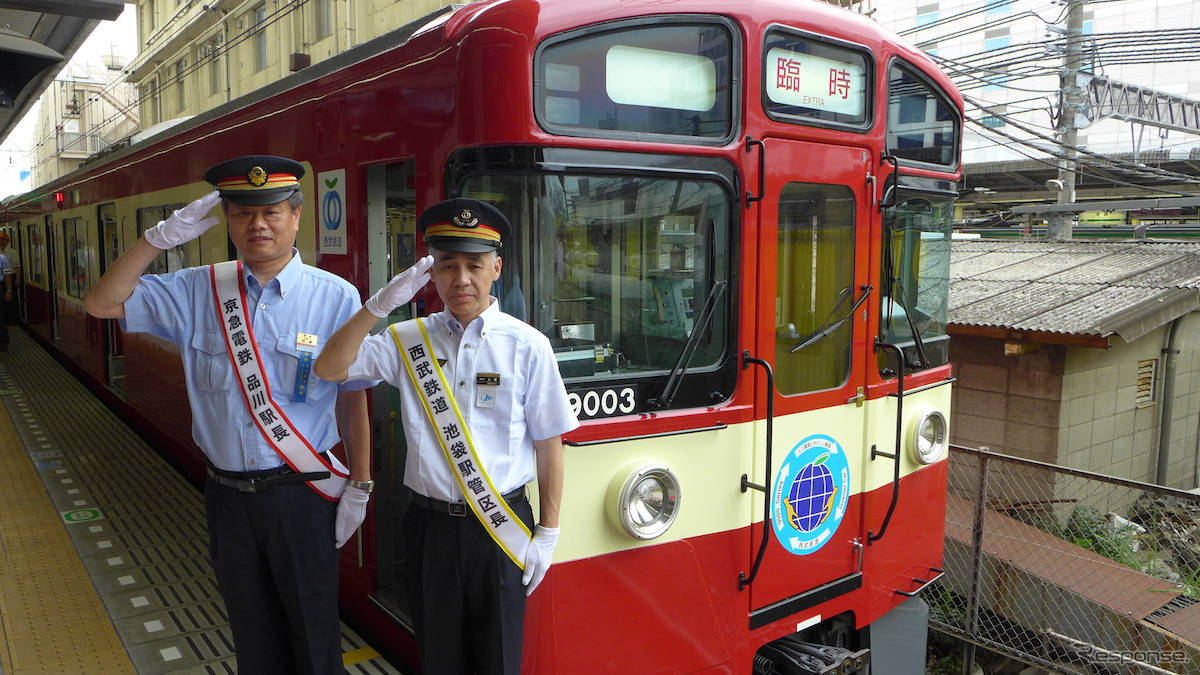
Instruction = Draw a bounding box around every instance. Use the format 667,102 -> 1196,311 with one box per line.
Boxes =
948,239 -> 1200,343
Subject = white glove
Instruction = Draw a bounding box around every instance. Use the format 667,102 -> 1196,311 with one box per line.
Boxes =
334,485 -> 371,548
364,255 -> 434,318
522,525 -> 559,596
144,191 -> 222,250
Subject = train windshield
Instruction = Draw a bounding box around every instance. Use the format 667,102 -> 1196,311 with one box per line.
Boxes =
878,190 -> 953,375
461,172 -> 732,409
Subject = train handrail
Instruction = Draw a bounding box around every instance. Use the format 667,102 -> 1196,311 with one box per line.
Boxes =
868,339 -> 905,545
739,350 -> 774,591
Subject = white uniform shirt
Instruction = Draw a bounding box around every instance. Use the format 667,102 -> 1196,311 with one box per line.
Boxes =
347,299 -> 578,501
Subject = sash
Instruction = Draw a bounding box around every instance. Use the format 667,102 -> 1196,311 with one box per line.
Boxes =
210,261 -> 348,501
391,318 -> 531,568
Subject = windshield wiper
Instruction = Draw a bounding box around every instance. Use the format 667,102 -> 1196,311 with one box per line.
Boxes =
648,280 -> 727,409
883,277 -> 930,369
789,284 -> 873,353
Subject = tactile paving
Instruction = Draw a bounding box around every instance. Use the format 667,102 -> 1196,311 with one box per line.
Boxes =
0,328 -> 402,674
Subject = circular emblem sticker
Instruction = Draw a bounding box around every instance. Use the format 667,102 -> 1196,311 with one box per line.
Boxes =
771,434 -> 850,556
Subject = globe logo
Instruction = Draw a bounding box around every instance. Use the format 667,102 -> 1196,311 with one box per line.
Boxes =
771,434 -> 850,556
786,455 -> 836,532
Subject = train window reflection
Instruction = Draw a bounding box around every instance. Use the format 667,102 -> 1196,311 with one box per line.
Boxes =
773,183 -> 855,396
461,174 -> 730,384
879,192 -> 953,373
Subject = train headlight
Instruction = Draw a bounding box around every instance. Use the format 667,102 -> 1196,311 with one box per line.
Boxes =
611,464 -> 680,540
908,407 -> 948,465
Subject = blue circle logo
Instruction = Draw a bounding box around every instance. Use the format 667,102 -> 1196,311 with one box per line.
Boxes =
771,434 -> 850,555
322,190 -> 343,231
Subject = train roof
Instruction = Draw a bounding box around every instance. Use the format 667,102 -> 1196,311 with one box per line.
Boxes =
5,0 -> 958,212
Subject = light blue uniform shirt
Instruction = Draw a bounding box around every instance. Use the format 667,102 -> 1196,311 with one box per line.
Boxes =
123,251 -> 373,471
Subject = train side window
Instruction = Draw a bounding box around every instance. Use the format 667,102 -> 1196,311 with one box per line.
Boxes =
63,217 -> 89,298
25,223 -> 44,286
774,183 -> 855,396
886,61 -> 959,168
137,205 -> 190,274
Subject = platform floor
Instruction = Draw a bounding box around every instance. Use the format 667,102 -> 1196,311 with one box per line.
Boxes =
0,327 -> 402,674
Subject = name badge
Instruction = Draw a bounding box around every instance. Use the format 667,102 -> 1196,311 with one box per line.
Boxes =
476,373 -> 500,408
296,332 -> 318,353
294,333 -> 318,402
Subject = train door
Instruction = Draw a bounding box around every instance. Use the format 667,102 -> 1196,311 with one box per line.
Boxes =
364,159 -> 419,625
98,203 -> 124,396
45,215 -> 58,342
747,139 -> 872,624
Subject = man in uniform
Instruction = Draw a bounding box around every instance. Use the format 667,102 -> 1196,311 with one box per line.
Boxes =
0,231 -> 18,320
315,198 -> 578,674
84,156 -> 374,675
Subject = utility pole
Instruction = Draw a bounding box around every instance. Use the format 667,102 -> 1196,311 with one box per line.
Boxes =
1048,0 -> 1084,240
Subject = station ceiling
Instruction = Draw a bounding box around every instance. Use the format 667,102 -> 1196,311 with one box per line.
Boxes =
0,0 -> 124,146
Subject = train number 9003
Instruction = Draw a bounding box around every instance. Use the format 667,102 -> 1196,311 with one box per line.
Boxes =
567,386 -> 638,420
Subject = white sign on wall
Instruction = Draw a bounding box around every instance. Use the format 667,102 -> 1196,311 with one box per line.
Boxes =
318,168 -> 347,255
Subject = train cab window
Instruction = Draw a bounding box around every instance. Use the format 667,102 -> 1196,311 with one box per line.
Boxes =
460,169 -> 733,417
878,190 -> 954,375
886,62 -> 959,167
762,30 -> 872,131
62,217 -> 89,299
535,18 -> 737,145
773,183 -> 855,396
137,205 -> 191,274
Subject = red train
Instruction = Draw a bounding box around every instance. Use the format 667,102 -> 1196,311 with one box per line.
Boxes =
3,0 -> 960,672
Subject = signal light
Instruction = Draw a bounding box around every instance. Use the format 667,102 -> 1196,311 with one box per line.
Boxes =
54,192 -> 65,207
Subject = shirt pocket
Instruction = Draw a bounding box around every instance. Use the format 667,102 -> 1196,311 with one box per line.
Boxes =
190,330 -> 235,393
271,334 -> 312,401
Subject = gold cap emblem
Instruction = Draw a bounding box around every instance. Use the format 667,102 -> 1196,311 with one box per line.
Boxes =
247,166 -> 268,187
452,209 -> 479,228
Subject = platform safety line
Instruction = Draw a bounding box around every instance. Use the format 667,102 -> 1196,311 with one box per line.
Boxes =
0,362 -> 136,674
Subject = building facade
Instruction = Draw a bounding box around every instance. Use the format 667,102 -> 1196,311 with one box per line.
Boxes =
874,0 -> 1200,164
126,0 -> 476,128
31,62 -> 140,188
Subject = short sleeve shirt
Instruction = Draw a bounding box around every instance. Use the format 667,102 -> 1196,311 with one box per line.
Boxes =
347,300 -> 578,500
0,253 -> 10,278
123,251 -> 374,471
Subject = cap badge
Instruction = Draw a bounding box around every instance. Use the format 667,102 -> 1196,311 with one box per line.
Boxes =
452,209 -> 479,229
248,166 -> 268,187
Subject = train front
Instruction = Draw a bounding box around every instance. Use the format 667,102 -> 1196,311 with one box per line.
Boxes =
427,1 -> 962,672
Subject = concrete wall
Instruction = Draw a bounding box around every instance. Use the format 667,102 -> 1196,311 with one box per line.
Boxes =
951,311 -> 1200,490
1059,312 -> 1200,489
950,335 -> 1065,463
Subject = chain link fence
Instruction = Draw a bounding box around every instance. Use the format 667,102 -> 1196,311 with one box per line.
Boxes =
924,445 -> 1200,674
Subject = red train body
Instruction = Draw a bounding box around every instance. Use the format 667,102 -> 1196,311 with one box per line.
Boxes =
4,1 -> 962,672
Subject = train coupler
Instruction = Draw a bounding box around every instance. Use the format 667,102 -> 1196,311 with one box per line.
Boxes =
752,634 -> 870,675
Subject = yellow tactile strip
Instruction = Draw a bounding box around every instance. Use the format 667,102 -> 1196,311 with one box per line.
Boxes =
0,389 -> 136,674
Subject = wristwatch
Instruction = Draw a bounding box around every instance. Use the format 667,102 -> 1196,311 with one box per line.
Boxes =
347,478 -> 375,494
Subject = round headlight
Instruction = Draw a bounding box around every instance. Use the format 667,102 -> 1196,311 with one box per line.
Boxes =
909,407 -> 948,465
615,464 -> 680,540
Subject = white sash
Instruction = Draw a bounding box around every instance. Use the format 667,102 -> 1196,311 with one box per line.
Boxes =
391,318 -> 531,568
210,261 -> 348,500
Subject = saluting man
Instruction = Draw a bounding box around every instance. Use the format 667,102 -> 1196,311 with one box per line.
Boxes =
85,156 -> 375,675
315,198 -> 578,675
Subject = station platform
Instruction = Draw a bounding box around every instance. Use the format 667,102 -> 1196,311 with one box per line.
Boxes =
0,327 -> 403,674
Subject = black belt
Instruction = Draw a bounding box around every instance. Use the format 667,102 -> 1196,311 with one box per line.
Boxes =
409,487 -> 527,517
206,462 -> 331,494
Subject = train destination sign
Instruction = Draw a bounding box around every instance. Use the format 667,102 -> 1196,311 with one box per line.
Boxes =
765,47 -> 866,118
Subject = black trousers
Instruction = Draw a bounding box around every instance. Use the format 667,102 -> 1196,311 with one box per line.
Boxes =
205,475 -> 345,675
404,492 -> 535,675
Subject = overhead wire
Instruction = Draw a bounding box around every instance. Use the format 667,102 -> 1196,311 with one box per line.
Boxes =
27,0 -> 311,173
